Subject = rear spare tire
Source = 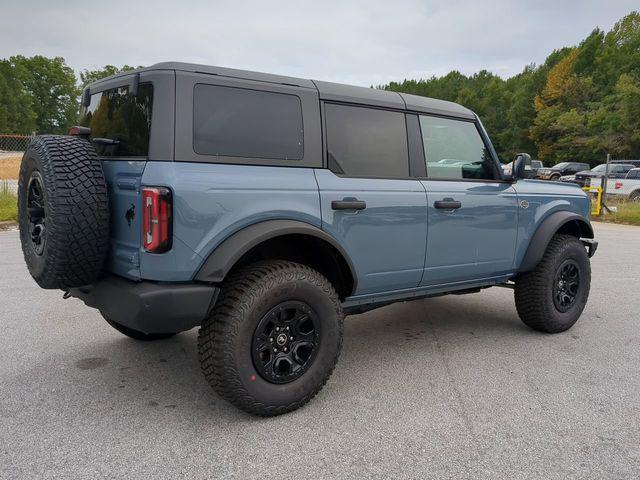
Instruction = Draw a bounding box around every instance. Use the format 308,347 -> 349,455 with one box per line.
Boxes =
18,135 -> 109,289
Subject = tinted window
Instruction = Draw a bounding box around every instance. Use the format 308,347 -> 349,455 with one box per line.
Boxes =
193,84 -> 303,160
79,83 -> 153,157
627,169 -> 640,179
419,116 -> 499,180
325,104 -> 408,178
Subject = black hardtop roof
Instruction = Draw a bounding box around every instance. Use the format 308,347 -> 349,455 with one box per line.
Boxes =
88,61 -> 476,119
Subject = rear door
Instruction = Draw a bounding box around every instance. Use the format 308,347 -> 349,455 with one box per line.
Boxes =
416,115 -> 518,285
315,103 -> 427,295
78,70 -> 175,279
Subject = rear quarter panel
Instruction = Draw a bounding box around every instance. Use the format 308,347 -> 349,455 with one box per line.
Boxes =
140,162 -> 322,281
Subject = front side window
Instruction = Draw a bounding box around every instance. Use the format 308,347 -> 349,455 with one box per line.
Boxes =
419,115 -> 499,180
79,83 -> 153,157
325,103 -> 408,178
193,84 -> 303,160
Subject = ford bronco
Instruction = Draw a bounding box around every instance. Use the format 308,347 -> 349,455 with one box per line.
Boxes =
18,62 -> 597,416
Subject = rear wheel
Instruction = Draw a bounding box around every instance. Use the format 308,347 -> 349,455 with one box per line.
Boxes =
198,260 -> 343,416
630,191 -> 640,202
550,173 -> 561,181
515,234 -> 591,333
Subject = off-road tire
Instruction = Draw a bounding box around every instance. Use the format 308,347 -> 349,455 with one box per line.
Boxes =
515,234 -> 591,333
18,135 -> 109,289
629,190 -> 640,202
198,260 -> 344,416
550,173 -> 561,181
102,313 -> 177,341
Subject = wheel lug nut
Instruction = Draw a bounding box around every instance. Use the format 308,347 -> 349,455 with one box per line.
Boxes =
273,348 -> 278,352
283,347 -> 288,352
269,337 -> 273,343
290,336 -> 293,341
275,327 -> 280,332
286,326 -> 289,331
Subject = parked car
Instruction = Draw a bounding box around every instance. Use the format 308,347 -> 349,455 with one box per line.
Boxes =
612,159 -> 640,168
561,163 -> 636,187
537,162 -> 590,181
606,168 -> 640,201
502,159 -> 543,178
17,62 -> 597,416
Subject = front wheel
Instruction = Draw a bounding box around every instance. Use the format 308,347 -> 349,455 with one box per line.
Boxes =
198,260 -> 343,416
515,234 -> 591,333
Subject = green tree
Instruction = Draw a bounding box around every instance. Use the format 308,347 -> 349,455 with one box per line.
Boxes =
9,55 -> 78,134
0,59 -> 37,134
79,64 -> 142,89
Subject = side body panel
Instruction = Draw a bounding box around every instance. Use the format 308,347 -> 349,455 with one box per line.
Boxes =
420,180 -> 519,285
140,162 -> 322,281
315,169 -> 427,295
511,179 -> 592,270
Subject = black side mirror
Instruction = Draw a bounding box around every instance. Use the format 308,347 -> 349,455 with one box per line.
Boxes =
512,153 -> 532,180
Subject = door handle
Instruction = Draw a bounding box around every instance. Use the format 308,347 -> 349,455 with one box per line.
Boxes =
331,199 -> 367,210
434,198 -> 462,210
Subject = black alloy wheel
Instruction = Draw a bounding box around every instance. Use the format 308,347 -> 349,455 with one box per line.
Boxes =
26,171 -> 47,256
252,301 -> 320,384
553,259 -> 580,312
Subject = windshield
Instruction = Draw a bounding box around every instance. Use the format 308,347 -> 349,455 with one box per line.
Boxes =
79,83 -> 153,157
554,162 -> 569,169
591,164 -> 607,172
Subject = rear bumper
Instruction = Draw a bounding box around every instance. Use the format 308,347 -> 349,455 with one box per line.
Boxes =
69,275 -> 219,334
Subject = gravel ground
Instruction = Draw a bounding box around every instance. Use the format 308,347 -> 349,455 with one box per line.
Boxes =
0,222 -> 639,479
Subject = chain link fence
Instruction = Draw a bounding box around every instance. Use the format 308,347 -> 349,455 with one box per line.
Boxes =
0,134 -> 33,195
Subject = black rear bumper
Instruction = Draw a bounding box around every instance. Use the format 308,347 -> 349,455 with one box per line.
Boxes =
69,275 -> 219,334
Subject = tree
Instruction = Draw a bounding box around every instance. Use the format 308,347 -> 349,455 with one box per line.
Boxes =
9,55 -> 78,134
0,59 -> 37,134
79,65 -> 142,89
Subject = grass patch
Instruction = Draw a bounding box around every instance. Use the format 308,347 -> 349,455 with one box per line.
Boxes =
600,200 -> 640,226
0,184 -> 18,222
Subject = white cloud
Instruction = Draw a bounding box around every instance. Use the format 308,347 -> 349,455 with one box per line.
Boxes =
0,0 -> 636,85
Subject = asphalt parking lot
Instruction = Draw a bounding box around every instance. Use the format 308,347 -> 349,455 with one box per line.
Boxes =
1,222 -> 639,479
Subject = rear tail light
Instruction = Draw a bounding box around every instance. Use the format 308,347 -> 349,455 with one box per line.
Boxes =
142,187 -> 172,253
615,182 -> 623,189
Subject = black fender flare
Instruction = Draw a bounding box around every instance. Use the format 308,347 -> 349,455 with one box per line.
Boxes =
195,219 -> 357,291
518,211 -> 594,273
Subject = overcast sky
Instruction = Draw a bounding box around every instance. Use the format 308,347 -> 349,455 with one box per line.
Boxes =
0,0 -> 637,86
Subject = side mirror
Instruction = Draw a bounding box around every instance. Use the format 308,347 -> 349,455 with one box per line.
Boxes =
512,153 -> 532,180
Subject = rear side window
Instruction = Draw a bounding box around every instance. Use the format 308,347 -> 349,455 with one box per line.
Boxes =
193,84 -> 303,160
325,104 -> 408,178
419,115 -> 499,180
79,83 -> 153,157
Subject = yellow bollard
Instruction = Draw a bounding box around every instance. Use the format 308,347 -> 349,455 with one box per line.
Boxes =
582,186 -> 602,216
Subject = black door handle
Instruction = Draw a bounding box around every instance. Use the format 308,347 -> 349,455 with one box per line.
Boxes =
434,199 -> 462,210
331,200 -> 367,210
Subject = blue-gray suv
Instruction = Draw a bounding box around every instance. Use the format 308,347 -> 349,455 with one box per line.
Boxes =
17,62 -> 598,416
